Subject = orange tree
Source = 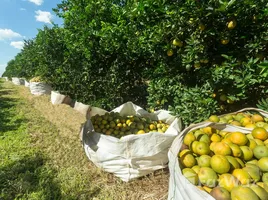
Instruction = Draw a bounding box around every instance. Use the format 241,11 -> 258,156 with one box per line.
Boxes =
53,0 -> 268,124
144,0 -> 268,125
3,0 -> 268,125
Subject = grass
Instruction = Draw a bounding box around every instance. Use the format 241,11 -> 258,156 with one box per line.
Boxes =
0,79 -> 169,200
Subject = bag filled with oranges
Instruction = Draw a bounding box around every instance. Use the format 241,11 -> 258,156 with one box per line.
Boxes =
168,121 -> 268,200
81,102 -> 182,182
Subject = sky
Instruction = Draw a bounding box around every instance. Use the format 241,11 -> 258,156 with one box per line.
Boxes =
0,0 -> 63,76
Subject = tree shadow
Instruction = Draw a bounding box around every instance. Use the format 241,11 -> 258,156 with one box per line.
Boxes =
0,154 -> 62,200
0,83 -> 27,133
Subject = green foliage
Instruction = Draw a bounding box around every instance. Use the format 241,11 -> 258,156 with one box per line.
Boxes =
257,98 -> 268,111
3,0 -> 268,123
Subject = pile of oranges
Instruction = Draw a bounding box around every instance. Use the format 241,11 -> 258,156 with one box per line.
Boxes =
179,124 -> 268,200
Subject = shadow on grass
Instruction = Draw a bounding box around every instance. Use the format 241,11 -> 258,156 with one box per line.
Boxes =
0,82 -> 26,133
0,154 -> 62,200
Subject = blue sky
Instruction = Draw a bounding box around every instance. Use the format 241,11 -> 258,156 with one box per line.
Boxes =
0,0 -> 63,76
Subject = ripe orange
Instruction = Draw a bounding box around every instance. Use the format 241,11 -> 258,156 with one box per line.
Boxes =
251,114 -> 264,123
180,153 -> 197,168
245,123 -> 257,129
240,117 -> 252,126
252,127 -> 268,141
230,132 -> 248,146
230,121 -> 242,126
202,127 -> 215,135
213,142 -> 232,156
183,132 -> 196,146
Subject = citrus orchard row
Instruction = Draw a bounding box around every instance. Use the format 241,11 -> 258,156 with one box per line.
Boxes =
91,112 -> 169,138
179,125 -> 268,200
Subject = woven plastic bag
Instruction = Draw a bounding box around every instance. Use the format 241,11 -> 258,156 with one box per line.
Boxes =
81,102 -> 182,182
29,82 -> 52,96
168,122 -> 252,200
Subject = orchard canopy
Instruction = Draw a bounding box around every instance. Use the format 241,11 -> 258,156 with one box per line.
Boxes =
3,0 -> 268,125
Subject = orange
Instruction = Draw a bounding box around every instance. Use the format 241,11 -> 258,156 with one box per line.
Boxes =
258,157 -> 268,172
180,153 -> 197,168
230,132 -> 248,146
248,139 -> 257,150
221,39 -> 229,45
231,186 -> 260,200
182,168 -> 198,185
210,141 -> 217,151
183,132 -> 196,146
195,141 -> 210,155
221,138 -> 232,145
198,167 -> 218,187
220,94 -> 227,101
137,130 -> 145,134
252,127 -> 268,141
240,146 -> 253,161
251,114 -> 264,123
179,149 -> 191,158
167,49 -> 174,56
218,174 -> 239,192
211,134 -> 222,142
202,127 -> 214,135
227,20 -> 237,29
213,142 -> 232,156
240,117 -> 252,127
232,169 -> 251,185
209,115 -> 220,123
172,39 -> 183,47
210,155 -> 230,174
245,123 -> 257,129
230,121 -> 242,126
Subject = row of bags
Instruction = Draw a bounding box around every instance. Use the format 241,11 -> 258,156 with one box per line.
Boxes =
10,77 -> 91,116
10,77 -> 183,182
8,77 -> 268,199
9,77 -> 182,182
11,77 -> 52,95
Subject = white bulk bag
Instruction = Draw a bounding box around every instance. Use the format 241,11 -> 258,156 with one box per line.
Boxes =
30,82 -> 52,96
168,122 -> 251,200
3,77 -> 8,81
74,101 -> 91,117
12,77 -> 23,85
24,80 -> 30,87
81,102 -> 182,182
51,91 -> 67,105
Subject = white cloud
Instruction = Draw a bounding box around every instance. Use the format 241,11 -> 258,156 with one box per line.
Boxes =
35,10 -> 53,24
20,8 -> 26,11
28,0 -> 43,6
0,29 -> 22,40
10,41 -> 24,49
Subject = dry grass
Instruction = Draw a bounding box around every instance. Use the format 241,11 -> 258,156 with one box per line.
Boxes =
2,81 -> 169,200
